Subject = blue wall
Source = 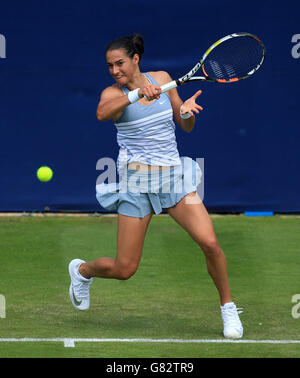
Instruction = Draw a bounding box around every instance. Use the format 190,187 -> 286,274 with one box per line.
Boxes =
0,0 -> 299,213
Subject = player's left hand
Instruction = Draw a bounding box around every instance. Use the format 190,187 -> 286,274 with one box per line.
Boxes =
180,90 -> 203,117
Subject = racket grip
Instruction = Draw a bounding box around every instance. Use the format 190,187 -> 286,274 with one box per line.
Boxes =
143,80 -> 178,101
160,80 -> 178,93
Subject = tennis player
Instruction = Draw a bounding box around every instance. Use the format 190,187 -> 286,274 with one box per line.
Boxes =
68,34 -> 243,339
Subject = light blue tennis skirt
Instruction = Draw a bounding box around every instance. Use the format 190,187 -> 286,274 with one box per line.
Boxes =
96,156 -> 202,218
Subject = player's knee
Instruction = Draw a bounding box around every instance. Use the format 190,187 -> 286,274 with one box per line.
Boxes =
200,237 -> 221,256
115,264 -> 138,280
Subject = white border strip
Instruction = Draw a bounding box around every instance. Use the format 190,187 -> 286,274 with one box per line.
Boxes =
0,338 -> 300,348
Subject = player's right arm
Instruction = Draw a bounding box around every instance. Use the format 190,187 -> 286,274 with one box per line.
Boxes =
96,86 -> 130,122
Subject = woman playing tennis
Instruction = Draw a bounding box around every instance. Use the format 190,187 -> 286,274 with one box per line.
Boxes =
68,34 -> 243,339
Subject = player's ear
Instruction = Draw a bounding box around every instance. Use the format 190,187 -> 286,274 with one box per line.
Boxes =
132,53 -> 140,65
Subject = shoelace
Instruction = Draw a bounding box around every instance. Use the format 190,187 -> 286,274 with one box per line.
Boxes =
221,306 -> 242,327
73,280 -> 91,299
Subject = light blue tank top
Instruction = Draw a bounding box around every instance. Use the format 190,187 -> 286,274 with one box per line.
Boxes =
114,73 -> 181,172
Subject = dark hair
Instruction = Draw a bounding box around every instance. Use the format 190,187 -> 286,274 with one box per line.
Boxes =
105,34 -> 144,64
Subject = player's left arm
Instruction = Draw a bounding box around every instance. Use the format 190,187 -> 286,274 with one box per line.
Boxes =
151,71 -> 203,133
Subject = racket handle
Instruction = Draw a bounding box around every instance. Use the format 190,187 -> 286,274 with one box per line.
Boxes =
143,80 -> 178,101
160,80 -> 178,93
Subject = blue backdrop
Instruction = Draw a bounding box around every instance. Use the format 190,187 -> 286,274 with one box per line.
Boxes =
0,0 -> 299,213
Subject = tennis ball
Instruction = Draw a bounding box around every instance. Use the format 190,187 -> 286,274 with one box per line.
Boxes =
36,166 -> 53,182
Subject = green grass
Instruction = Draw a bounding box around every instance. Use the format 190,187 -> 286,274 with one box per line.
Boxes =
0,214 -> 300,358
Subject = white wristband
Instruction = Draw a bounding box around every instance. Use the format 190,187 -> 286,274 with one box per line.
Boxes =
128,88 -> 141,104
180,105 -> 192,119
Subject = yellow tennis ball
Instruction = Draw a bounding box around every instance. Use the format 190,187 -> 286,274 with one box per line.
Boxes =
37,166 -> 53,182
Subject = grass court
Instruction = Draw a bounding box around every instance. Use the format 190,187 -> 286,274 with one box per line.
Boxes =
0,214 -> 299,358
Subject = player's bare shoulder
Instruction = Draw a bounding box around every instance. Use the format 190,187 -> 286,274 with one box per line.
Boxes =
99,83 -> 123,102
148,71 -> 173,86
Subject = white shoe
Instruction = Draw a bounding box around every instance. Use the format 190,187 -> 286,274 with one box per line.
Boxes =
68,259 -> 93,311
220,302 -> 243,339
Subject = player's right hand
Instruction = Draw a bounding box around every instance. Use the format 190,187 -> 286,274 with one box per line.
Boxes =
139,84 -> 162,101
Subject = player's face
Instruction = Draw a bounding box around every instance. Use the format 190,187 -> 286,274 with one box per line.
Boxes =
106,49 -> 139,86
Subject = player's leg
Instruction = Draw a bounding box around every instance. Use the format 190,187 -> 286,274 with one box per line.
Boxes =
68,212 -> 153,311
79,212 -> 153,280
167,192 -> 243,338
166,192 -> 231,305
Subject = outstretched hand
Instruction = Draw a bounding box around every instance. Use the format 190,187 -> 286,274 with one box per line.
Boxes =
180,90 -> 203,117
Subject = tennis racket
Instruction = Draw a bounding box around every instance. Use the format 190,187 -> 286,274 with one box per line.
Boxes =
160,32 -> 265,94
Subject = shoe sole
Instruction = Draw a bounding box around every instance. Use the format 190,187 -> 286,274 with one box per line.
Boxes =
224,330 -> 243,339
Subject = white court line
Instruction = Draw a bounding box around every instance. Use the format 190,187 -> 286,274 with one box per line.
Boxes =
0,338 -> 300,348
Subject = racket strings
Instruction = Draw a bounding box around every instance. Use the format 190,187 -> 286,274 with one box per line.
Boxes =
203,36 -> 264,81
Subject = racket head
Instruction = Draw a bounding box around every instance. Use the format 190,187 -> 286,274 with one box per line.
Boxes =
199,32 -> 265,83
